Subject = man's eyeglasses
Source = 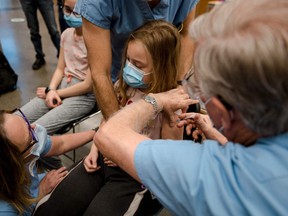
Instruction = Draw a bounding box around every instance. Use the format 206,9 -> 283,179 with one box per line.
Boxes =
63,6 -> 81,18
12,108 -> 39,156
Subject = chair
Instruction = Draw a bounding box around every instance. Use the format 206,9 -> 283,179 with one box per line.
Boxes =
57,104 -> 101,163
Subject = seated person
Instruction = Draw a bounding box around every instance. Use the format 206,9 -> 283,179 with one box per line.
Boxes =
91,0 -> 288,215
0,109 -> 95,215
33,20 -> 184,216
16,0 -> 95,135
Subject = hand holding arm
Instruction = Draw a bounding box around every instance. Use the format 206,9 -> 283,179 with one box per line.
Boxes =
94,87 -> 193,182
154,86 -> 197,127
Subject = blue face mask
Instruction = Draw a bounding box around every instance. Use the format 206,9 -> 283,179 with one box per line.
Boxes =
64,14 -> 82,28
25,124 -> 48,159
24,124 -> 48,176
123,60 -> 151,88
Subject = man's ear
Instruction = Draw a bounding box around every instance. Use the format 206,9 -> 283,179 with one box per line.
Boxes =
211,97 -> 233,130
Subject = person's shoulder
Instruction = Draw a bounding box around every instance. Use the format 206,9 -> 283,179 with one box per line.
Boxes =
60,28 -> 73,40
77,0 -> 120,14
62,28 -> 74,35
76,0 -> 128,30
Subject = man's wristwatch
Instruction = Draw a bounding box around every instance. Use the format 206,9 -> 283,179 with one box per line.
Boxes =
143,95 -> 159,117
45,87 -> 52,94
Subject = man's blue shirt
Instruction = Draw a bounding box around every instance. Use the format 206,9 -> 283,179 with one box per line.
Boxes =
135,133 -> 288,215
74,0 -> 199,82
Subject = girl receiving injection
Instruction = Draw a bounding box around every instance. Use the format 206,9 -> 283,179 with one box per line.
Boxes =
33,20 -> 183,216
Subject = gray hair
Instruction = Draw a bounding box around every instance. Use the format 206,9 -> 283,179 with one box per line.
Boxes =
190,0 -> 288,136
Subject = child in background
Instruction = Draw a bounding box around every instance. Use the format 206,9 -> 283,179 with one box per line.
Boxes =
17,0 -> 95,135
33,20 -> 182,216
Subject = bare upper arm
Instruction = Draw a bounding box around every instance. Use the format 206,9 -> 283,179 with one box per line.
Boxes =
82,18 -> 111,77
161,114 -> 183,140
181,8 -> 196,36
82,18 -> 119,119
55,47 -> 66,73
95,123 -> 150,182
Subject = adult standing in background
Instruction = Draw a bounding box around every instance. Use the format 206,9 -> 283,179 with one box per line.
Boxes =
74,0 -> 199,120
19,0 -> 60,70
95,0 -> 288,214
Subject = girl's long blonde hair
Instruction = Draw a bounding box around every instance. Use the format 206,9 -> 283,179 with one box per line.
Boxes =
115,20 -> 181,105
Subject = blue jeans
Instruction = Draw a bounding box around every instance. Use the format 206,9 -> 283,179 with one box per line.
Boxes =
19,0 -> 60,59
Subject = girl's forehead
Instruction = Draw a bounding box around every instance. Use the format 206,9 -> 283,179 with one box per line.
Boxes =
4,113 -> 31,151
4,114 -> 27,137
64,0 -> 77,6
5,113 -> 23,124
127,41 -> 151,59
128,40 -> 146,52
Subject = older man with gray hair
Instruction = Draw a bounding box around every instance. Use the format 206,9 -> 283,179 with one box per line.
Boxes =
95,0 -> 288,215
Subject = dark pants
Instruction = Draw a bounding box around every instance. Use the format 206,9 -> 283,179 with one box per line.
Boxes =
19,0 -> 60,59
33,156 -> 162,216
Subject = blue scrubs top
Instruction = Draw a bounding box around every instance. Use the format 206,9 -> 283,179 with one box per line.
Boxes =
135,133 -> 288,215
74,0 -> 199,82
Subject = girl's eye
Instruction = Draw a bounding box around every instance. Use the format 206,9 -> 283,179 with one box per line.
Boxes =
134,63 -> 144,69
135,65 -> 142,69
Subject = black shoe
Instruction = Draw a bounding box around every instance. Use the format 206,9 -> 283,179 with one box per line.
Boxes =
32,58 -> 46,70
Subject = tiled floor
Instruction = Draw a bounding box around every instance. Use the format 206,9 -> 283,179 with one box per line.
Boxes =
0,0 -> 58,110
0,0 -> 100,167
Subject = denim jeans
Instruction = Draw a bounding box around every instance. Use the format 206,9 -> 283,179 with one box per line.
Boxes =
19,0 -> 60,59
